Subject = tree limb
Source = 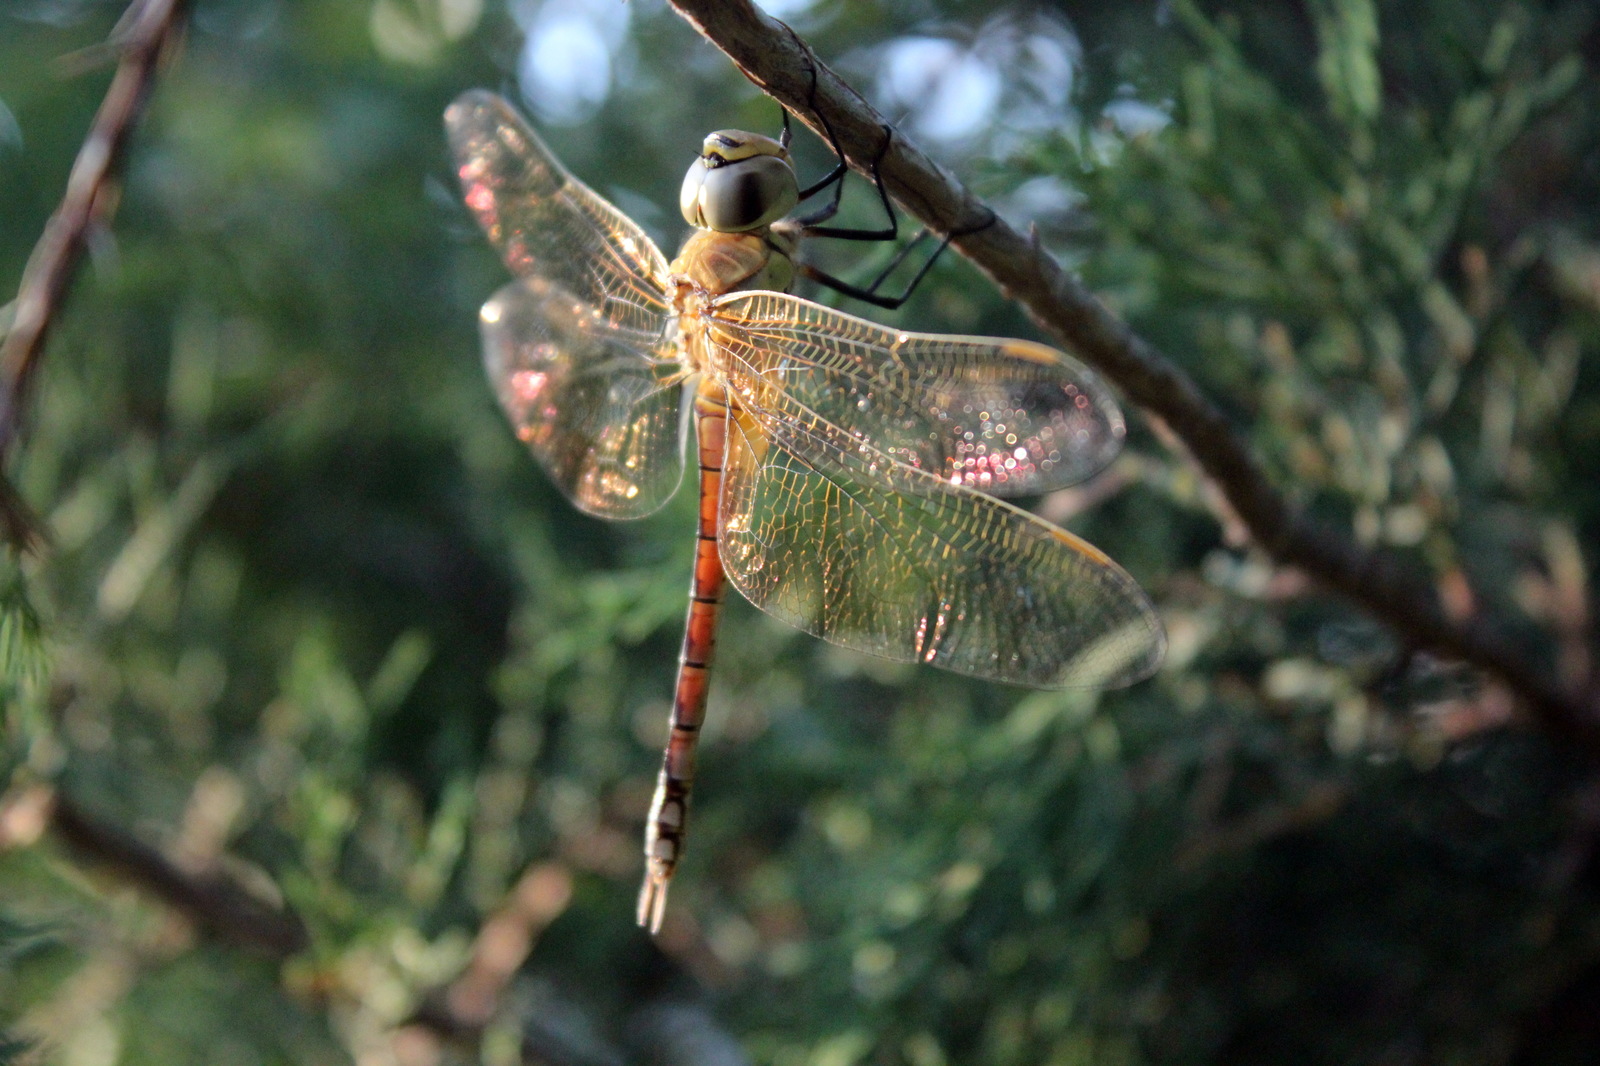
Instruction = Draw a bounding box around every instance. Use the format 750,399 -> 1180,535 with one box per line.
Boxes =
0,0 -> 191,549
46,788 -> 311,959
664,0 -> 1599,752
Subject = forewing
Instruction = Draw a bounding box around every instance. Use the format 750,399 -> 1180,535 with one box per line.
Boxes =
446,90 -> 673,337
717,404 -> 1164,689
482,277 -> 685,519
708,291 -> 1125,497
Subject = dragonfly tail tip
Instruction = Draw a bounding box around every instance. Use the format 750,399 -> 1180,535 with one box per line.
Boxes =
637,873 -> 671,934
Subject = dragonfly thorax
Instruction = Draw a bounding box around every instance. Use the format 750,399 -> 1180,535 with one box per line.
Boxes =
679,129 -> 800,233
670,228 -> 797,306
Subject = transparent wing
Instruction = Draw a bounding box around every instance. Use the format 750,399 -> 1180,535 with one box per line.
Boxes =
717,402 -> 1164,689
482,276 -> 685,519
708,291 -> 1125,497
445,90 -> 673,338
448,91 -> 685,518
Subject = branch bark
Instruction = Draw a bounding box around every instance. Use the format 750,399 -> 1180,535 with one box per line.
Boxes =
46,789 -> 311,959
0,0 -> 191,547
664,0 -> 1599,752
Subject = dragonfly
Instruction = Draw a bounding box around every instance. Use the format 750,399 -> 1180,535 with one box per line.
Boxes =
444,90 -> 1165,933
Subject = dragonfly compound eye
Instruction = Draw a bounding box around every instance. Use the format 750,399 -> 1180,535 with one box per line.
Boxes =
680,131 -> 799,233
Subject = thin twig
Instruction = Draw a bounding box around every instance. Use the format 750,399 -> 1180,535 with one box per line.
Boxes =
46,789 -> 311,958
22,782 -> 601,1060
1176,782 -> 1350,871
0,0 -> 191,548
663,0 -> 1599,753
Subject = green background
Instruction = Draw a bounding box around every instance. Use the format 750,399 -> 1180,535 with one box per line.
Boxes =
2,1 -> 1598,1063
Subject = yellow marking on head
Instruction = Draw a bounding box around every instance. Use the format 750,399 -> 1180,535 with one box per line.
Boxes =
702,130 -> 790,165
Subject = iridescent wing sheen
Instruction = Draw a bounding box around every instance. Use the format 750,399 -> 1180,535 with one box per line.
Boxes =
446,90 -> 674,337
480,277 -> 685,518
707,291 -> 1125,498
715,392 -> 1164,691
448,91 -> 685,519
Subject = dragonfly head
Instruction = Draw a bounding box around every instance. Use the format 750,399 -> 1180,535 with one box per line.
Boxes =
680,130 -> 799,234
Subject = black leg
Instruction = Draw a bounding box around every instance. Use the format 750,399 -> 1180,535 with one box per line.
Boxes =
771,28 -> 997,308
776,32 -> 898,236
801,209 -> 997,310
797,123 -> 897,239
795,160 -> 848,216
860,228 -> 932,292
800,232 -> 946,310
791,58 -> 850,220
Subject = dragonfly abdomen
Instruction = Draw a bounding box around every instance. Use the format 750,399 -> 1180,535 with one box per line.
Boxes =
638,379 -> 733,933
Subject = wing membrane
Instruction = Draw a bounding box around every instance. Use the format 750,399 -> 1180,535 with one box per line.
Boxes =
482,277 -> 684,518
717,399 -> 1164,689
446,90 -> 673,339
449,91 -> 686,518
709,291 -> 1125,497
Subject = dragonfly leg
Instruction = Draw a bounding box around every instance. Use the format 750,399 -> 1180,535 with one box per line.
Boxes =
638,386 -> 731,933
789,51 -> 851,214
779,48 -> 1000,309
776,30 -> 971,304
796,124 -> 897,238
801,207 -> 997,310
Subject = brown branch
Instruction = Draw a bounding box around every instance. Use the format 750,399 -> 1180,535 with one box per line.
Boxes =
664,0 -> 1600,753
21,779 -> 596,1061
20,778 -> 730,1063
41,788 -> 311,959
1176,782 -> 1350,871
0,0 -> 191,549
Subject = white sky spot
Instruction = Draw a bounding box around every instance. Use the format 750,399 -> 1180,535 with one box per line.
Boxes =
1019,26 -> 1080,108
1003,175 -> 1084,221
868,16 -> 1086,148
756,0 -> 817,18
881,37 -> 958,103
878,37 -> 1002,144
519,12 -> 613,125
1103,85 -> 1172,137
512,0 -> 629,46
512,0 -> 632,125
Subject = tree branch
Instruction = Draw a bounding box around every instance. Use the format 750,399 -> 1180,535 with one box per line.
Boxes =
44,788 -> 311,959
664,0 -> 1599,752
0,0 -> 191,548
